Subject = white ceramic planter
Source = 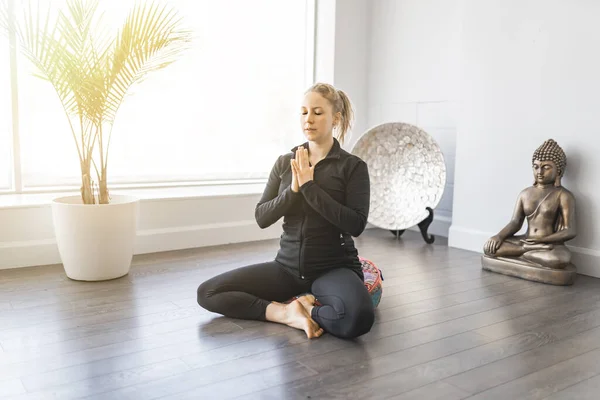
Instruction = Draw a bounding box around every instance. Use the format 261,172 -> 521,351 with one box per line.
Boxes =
51,194 -> 140,281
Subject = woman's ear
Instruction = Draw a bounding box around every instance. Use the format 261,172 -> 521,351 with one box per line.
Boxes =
333,112 -> 342,128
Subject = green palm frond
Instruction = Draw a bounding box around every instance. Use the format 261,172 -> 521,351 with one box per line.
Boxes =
4,0 -> 191,203
11,0 -> 90,160
102,1 -> 192,123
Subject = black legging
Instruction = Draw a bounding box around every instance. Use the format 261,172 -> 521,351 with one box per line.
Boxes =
197,261 -> 375,339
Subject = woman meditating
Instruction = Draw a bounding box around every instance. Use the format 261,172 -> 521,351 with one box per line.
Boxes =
197,83 -> 374,339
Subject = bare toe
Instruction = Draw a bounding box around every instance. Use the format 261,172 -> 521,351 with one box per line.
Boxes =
308,318 -> 323,339
306,319 -> 324,339
311,319 -> 323,338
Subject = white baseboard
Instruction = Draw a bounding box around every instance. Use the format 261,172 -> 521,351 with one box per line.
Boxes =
0,220 -> 283,271
135,220 -> 282,255
447,225 -> 490,253
0,215 -> 449,271
0,239 -> 61,270
367,213 -> 452,238
448,225 -> 600,279
569,246 -> 600,279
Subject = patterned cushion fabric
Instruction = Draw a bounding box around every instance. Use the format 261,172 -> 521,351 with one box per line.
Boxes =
359,257 -> 384,308
286,257 -> 383,308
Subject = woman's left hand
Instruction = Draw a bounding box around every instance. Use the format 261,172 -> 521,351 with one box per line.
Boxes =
291,147 -> 314,187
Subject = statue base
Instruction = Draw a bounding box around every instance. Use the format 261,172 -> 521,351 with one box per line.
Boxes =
481,255 -> 577,286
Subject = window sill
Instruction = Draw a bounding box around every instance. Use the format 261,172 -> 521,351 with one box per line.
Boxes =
0,182 -> 267,209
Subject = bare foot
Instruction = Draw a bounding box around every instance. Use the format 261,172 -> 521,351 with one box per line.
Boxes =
284,300 -> 323,339
296,294 -> 316,315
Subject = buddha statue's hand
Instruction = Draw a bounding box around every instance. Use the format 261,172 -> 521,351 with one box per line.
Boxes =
484,235 -> 503,255
520,238 -> 554,251
521,237 -> 553,246
521,238 -> 540,244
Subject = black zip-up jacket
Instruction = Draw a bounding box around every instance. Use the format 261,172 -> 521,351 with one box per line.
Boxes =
255,138 -> 370,280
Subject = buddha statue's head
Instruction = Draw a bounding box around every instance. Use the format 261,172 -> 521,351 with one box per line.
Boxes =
532,139 -> 566,187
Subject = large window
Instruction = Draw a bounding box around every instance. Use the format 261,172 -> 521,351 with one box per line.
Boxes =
5,0 -> 314,191
0,27 -> 11,189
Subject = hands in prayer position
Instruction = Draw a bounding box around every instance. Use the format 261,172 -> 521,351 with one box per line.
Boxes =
290,147 -> 314,192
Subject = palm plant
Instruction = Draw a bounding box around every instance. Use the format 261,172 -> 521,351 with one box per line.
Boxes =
2,0 -> 191,204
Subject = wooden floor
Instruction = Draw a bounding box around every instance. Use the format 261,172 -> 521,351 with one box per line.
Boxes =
2,229 -> 600,399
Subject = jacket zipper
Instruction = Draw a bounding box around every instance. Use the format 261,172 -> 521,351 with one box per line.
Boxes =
299,214 -> 305,279
298,159 -> 327,280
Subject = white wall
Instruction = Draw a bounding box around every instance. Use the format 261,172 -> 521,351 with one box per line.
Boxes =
312,0 -> 370,150
365,0 -> 462,236
449,0 -> 600,277
331,0 -> 370,149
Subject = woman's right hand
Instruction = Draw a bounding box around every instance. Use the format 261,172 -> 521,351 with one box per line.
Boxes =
291,159 -> 299,192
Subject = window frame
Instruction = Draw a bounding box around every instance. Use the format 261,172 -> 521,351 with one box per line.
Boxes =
0,0 -> 317,195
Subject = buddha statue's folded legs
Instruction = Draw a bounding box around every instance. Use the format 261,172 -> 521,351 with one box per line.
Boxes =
485,236 -> 572,269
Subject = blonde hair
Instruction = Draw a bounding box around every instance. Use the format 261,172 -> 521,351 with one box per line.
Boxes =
305,82 -> 354,144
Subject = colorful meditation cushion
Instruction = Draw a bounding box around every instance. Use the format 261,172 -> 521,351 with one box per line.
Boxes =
360,256 -> 383,308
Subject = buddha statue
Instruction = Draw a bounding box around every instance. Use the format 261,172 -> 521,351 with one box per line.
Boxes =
481,139 -> 577,285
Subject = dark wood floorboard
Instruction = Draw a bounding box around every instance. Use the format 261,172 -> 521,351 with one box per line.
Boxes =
1,228 -> 599,399
543,373 -> 600,400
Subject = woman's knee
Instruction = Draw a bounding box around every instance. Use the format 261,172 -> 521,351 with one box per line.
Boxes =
337,304 -> 375,339
351,305 -> 375,338
196,279 -> 216,310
